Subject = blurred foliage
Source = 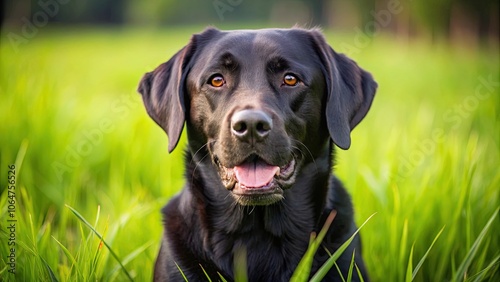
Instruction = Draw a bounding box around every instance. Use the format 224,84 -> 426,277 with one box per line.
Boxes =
2,0 -> 499,43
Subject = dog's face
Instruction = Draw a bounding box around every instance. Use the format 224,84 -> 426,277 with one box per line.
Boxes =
138,28 -> 377,206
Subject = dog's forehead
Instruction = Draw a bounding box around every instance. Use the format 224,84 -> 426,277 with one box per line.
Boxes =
201,29 -> 312,63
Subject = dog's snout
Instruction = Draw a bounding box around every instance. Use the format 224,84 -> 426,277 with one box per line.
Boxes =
231,109 -> 272,143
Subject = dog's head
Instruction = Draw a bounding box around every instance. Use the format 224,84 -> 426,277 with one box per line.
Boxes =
138,28 -> 377,206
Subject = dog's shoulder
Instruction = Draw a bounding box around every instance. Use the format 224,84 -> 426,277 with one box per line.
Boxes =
322,175 -> 357,242
157,189 -> 214,280
161,188 -> 199,239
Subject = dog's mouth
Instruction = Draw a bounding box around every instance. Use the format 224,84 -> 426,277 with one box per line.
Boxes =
215,155 -> 297,206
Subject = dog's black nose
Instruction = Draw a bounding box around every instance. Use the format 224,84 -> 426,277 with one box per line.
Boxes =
231,109 -> 272,143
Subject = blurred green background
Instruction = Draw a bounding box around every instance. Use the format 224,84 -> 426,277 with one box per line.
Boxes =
1,0 -> 499,281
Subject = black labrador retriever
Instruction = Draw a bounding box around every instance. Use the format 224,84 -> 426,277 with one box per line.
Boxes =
138,27 -> 377,281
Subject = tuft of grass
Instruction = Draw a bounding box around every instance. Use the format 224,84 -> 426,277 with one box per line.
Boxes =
309,213 -> 375,282
291,210 -> 337,281
405,226 -> 445,281
453,208 -> 499,282
66,205 -> 133,281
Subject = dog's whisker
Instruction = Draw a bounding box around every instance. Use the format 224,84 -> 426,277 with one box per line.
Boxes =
191,152 -> 210,185
292,139 -> 316,161
281,195 -> 290,207
190,141 -> 219,185
248,205 -> 256,215
232,196 -> 244,212
292,139 -> 319,173
190,141 -> 216,166
223,192 -> 232,201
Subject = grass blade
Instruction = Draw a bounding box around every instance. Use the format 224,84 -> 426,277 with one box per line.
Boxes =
465,255 -> 500,282
217,272 -> 227,282
66,204 -> 134,281
234,246 -> 248,282
346,251 -> 355,282
52,236 -> 81,278
355,264 -> 365,282
333,263 -> 346,282
412,226 -> 445,280
218,272 -> 229,282
14,139 -> 29,173
399,219 -> 409,268
107,240 -> 156,281
290,210 -> 337,282
310,213 -> 376,282
454,208 -> 499,282
39,255 -> 59,282
405,244 -> 414,282
200,263 -> 212,282
175,262 -> 189,282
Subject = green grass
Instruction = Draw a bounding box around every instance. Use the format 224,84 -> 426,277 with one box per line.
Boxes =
0,26 -> 499,281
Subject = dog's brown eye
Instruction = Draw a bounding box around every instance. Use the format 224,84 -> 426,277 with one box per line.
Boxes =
209,75 -> 225,87
283,74 -> 298,86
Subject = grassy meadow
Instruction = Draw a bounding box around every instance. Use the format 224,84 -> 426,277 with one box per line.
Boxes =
0,26 -> 499,281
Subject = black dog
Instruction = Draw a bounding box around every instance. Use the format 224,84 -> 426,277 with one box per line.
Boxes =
138,27 -> 377,281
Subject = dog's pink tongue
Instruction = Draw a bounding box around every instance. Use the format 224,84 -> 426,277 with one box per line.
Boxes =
234,160 -> 279,188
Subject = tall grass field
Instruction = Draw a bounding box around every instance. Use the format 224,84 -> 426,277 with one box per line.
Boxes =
1,26 -> 499,281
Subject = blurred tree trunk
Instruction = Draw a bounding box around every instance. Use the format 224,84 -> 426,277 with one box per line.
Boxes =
310,0 -> 327,26
357,0 -> 377,35
90,0 -> 125,24
1,0 -> 498,47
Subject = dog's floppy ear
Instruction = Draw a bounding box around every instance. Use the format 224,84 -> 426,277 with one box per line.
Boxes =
309,30 -> 377,150
137,48 -> 192,152
138,28 -> 219,152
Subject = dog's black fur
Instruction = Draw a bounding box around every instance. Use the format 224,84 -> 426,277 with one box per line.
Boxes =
138,27 -> 377,281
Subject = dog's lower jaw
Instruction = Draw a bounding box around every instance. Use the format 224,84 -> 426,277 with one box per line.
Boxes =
231,186 -> 284,206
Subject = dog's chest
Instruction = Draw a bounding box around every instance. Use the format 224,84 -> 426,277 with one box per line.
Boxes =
207,208 -> 313,281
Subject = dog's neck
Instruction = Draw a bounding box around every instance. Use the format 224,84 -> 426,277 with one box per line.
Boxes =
180,144 -> 333,275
